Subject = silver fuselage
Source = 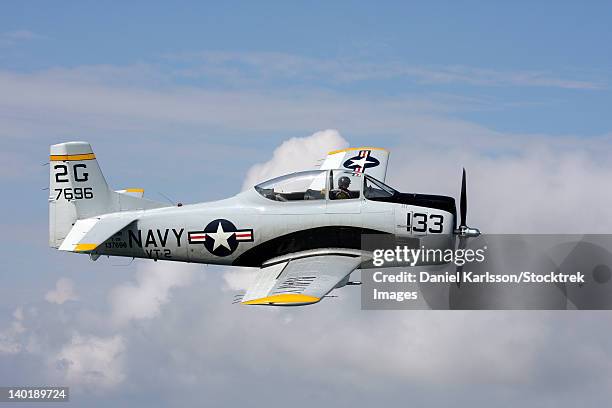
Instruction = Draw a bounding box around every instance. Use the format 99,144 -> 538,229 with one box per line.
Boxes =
95,187 -> 456,267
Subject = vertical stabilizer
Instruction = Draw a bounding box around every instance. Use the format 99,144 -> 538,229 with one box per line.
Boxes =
49,142 -> 113,248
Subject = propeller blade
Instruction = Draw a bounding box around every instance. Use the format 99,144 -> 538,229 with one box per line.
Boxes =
460,168 -> 467,228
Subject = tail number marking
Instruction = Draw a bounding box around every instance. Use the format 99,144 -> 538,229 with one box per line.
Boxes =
53,164 -> 89,183
53,164 -> 93,201
54,187 -> 94,201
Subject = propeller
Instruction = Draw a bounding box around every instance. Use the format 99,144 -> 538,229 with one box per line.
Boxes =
455,168 -> 480,287
460,168 -> 467,229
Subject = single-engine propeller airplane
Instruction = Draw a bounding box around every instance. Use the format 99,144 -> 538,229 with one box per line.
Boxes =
49,142 -> 480,306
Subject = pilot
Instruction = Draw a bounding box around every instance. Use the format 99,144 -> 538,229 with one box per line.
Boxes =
334,176 -> 352,199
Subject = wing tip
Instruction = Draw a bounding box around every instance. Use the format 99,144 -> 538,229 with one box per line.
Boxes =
327,146 -> 389,155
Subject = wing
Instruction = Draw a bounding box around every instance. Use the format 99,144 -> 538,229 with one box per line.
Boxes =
320,147 -> 390,182
58,213 -> 137,252
240,250 -> 363,306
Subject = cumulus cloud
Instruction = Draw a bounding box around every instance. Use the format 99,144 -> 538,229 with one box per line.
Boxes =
50,333 -> 125,390
0,261 -> 201,391
203,132 -> 612,397
241,129 -> 348,189
222,267 -> 258,292
45,278 -> 79,304
202,308 -> 543,386
237,126 -> 612,234
4,130 -> 612,405
109,261 -> 197,327
13,307 -> 23,321
0,307 -> 26,354
230,129 -> 349,293
2,57 -> 612,404
167,51 -> 605,90
387,136 -> 612,233
125,275 -> 612,404
7,130 -> 612,404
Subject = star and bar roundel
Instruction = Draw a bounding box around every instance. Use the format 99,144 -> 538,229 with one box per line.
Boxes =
188,219 -> 254,257
342,150 -> 380,173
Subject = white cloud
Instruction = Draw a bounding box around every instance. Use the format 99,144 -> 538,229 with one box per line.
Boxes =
4,30 -> 42,41
1,261 -> 199,391
231,129 -> 347,294
0,68 -> 501,142
109,261 -> 197,327
0,30 -> 44,46
45,278 -> 79,305
387,140 -> 612,233
203,133 -> 612,391
0,307 -> 26,354
2,55 -> 612,405
238,126 -> 612,234
222,267 -> 258,292
13,307 -> 23,321
167,51 -> 605,90
239,311 -> 543,385
241,129 -> 348,189
0,333 -> 21,354
50,333 -> 125,390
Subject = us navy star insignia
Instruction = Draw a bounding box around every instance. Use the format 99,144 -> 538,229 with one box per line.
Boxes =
209,221 -> 233,251
343,150 -> 380,173
188,219 -> 254,257
348,156 -> 375,169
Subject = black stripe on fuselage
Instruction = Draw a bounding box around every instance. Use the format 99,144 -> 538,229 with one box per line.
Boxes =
232,226 -> 390,267
369,193 -> 457,229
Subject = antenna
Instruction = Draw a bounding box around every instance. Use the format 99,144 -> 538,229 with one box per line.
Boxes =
158,192 -> 176,205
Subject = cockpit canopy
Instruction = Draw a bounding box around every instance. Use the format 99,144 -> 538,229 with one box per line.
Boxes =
255,170 -> 327,201
254,170 -> 396,202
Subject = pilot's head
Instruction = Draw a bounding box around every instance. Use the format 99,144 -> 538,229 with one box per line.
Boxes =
338,176 -> 351,190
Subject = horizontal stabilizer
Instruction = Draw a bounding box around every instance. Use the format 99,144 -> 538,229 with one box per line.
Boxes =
115,188 -> 145,199
58,213 -> 137,252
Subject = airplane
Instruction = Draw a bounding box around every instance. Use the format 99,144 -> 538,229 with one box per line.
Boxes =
49,142 -> 480,306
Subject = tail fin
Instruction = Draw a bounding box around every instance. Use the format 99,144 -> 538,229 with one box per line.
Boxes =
49,142 -> 166,248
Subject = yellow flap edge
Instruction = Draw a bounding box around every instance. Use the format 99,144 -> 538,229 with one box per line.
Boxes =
242,294 -> 320,305
74,243 -> 98,252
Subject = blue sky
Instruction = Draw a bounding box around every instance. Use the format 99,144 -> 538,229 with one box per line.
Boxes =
2,2 -> 612,407
2,1 -> 611,137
